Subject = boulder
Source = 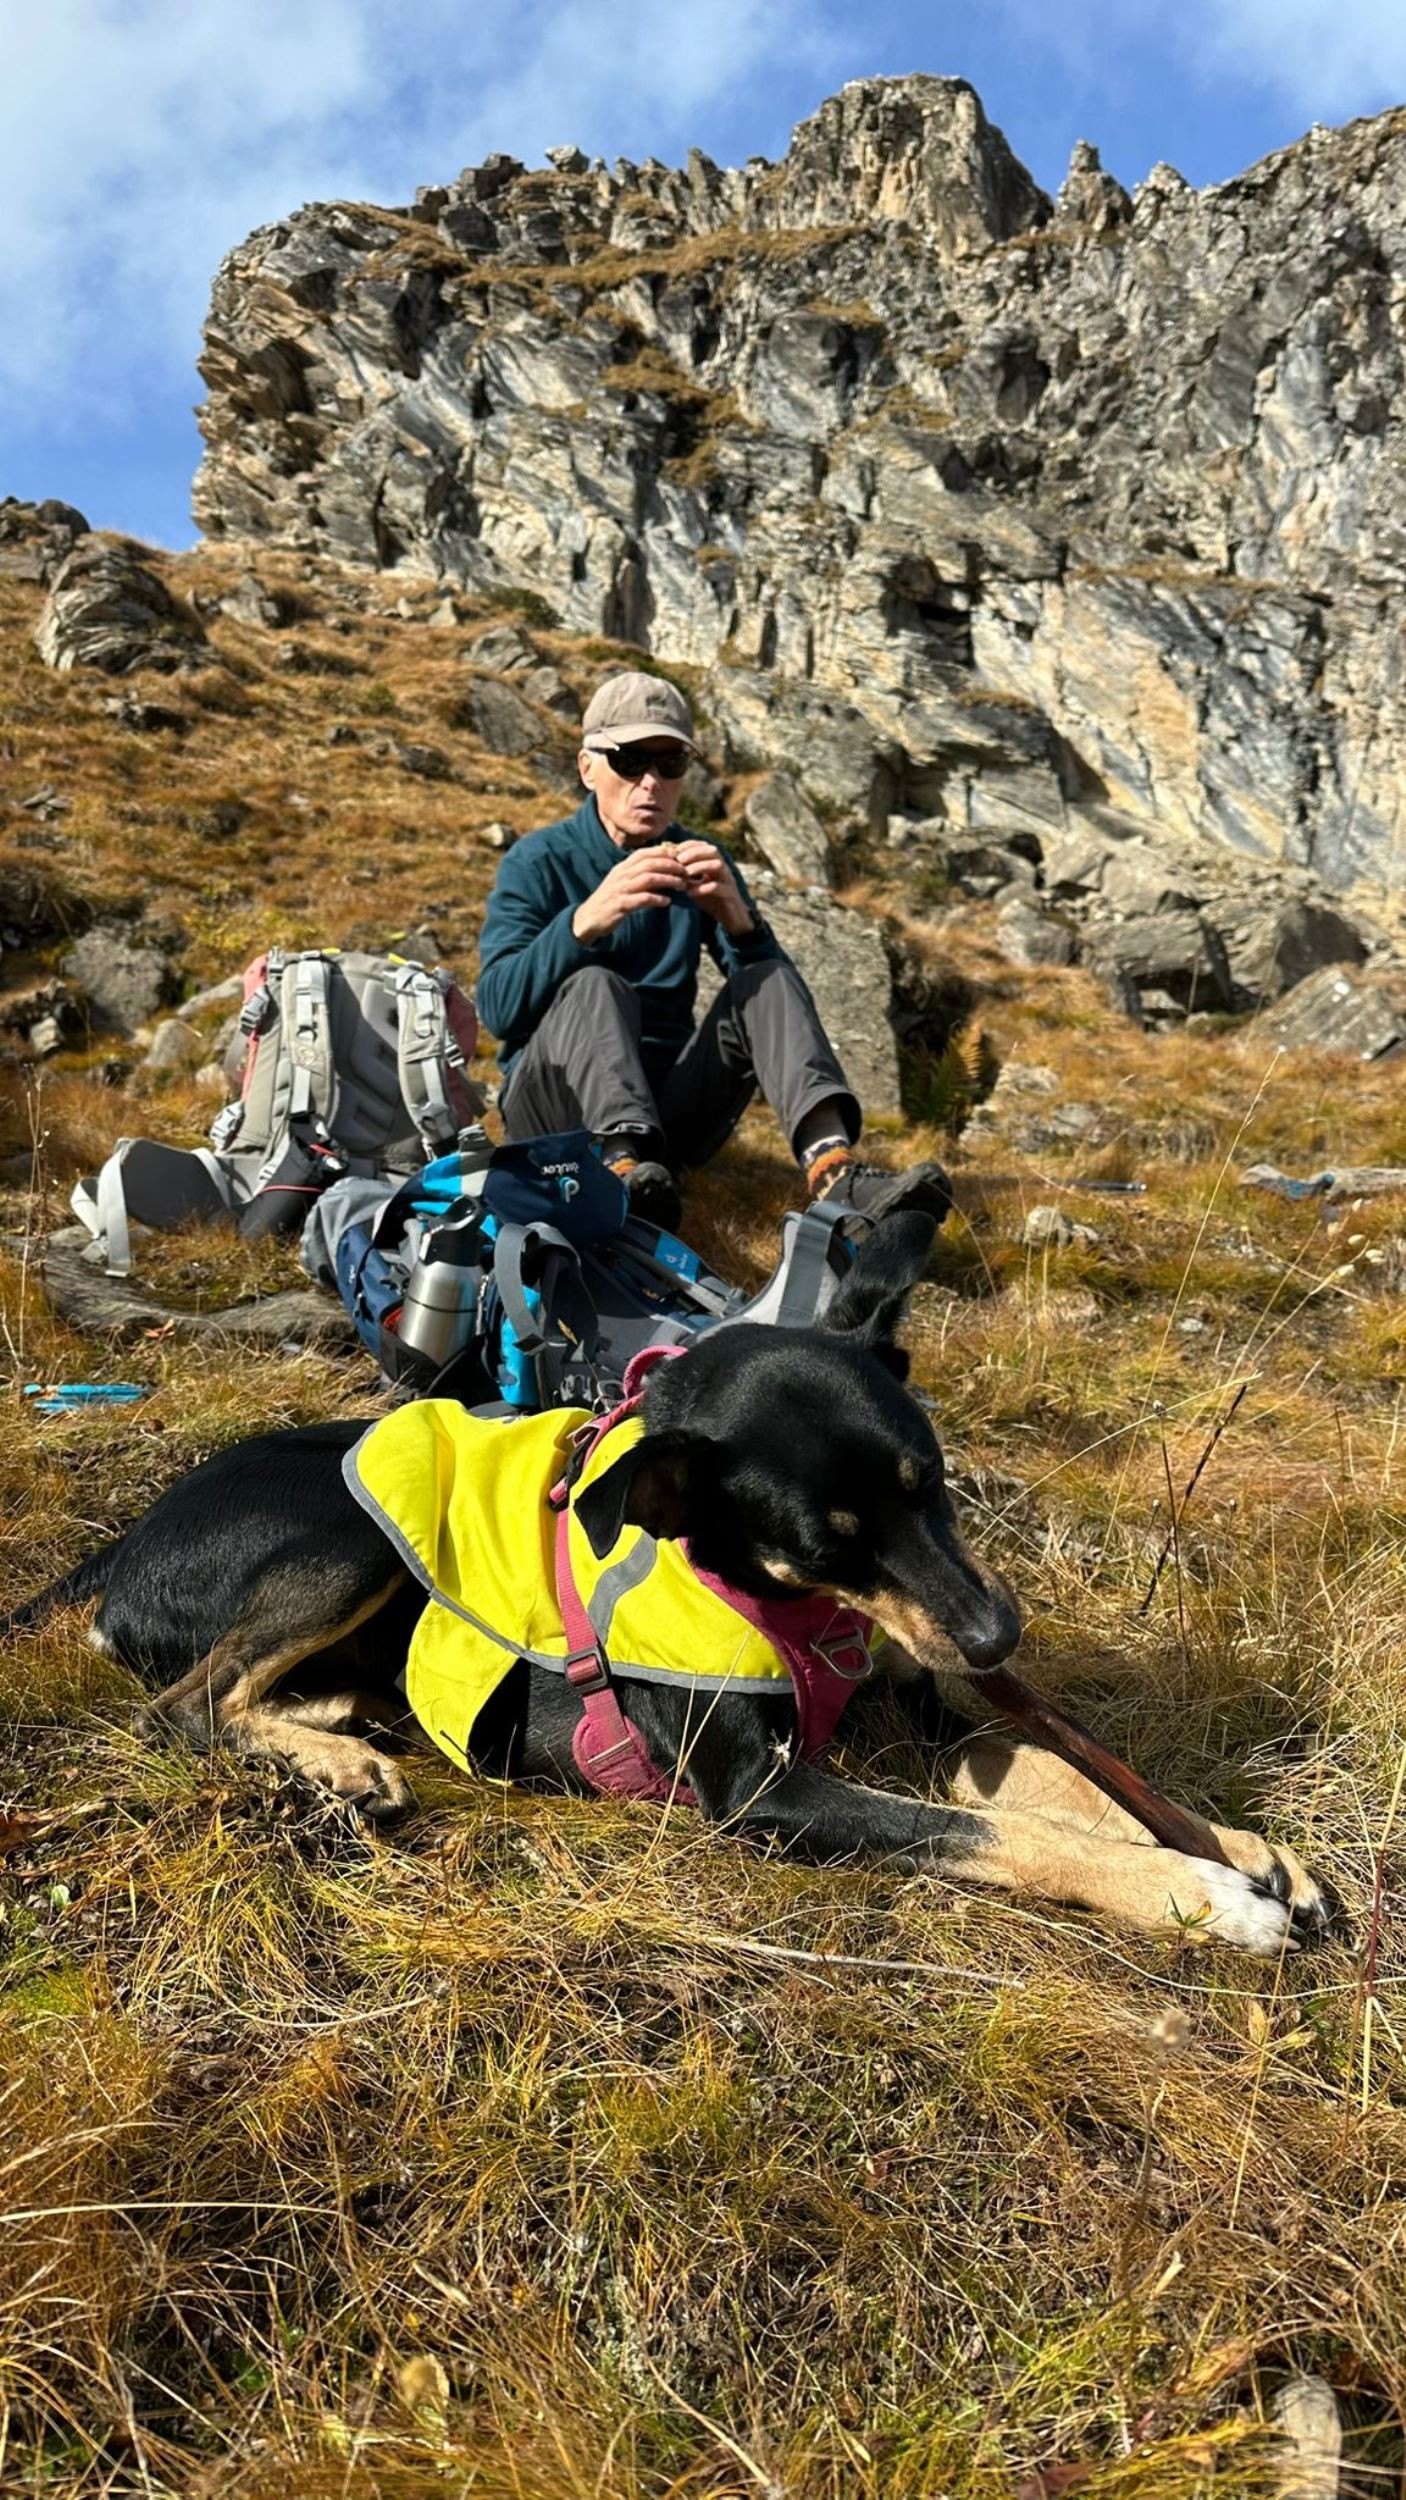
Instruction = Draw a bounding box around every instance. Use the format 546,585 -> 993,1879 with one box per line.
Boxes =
764,893 -> 902,1115
995,896 -> 1077,967
1211,896 -> 1367,1007
219,570 -> 299,627
1097,842 -> 1202,917
0,496 -> 89,583
141,1018 -> 205,1072
1083,908 -> 1234,1021
696,890 -> 902,1115
459,676 -> 546,757
463,621 -> 537,675
1249,964 -> 1406,1061
61,923 -> 178,1034
178,972 -> 244,1020
743,773 -> 831,886
35,540 -> 208,675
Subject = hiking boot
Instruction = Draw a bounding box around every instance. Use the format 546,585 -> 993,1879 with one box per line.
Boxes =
806,1148 -> 953,1240
605,1153 -> 682,1233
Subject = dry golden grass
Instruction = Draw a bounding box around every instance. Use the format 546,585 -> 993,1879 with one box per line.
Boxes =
2,543 -> 1405,2494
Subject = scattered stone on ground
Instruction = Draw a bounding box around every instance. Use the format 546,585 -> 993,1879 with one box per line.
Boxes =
20,785 -> 72,821
218,570 -> 300,628
60,923 -> 179,1035
1022,1204 -> 1075,1250
178,973 -> 245,1020
1240,1161 -> 1406,1203
1271,2374 -> 1342,2500
396,740 -> 453,780
41,1225 -> 357,1348
140,1019 -> 206,1073
101,694 -> 190,735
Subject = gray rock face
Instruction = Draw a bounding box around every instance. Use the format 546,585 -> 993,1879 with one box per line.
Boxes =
764,893 -> 901,1115
742,773 -> 831,886
194,77 -> 1406,899
36,540 -> 208,675
695,887 -> 902,1115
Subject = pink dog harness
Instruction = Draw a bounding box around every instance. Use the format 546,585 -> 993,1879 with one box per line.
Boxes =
550,1346 -> 876,1804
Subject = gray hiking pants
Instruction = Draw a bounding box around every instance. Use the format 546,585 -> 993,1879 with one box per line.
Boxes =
499,959 -> 860,1169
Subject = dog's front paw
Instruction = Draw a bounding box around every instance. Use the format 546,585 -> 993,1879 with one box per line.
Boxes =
1209,1826 -> 1332,1942
1162,1855 -> 1309,1955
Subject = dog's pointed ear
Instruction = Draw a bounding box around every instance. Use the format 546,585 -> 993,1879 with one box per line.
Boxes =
822,1211 -> 936,1378
573,1430 -> 701,1558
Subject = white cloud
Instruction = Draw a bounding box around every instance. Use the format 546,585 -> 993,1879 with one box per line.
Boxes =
1200,0 -> 1406,115
1000,0 -> 1406,121
0,0 -> 828,430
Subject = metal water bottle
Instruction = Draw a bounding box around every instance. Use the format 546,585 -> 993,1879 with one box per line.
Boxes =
394,1223 -> 481,1369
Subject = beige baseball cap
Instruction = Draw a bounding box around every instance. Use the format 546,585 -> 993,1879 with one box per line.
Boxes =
581,670 -> 695,753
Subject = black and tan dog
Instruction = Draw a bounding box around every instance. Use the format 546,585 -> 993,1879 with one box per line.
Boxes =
11,1215 -> 1327,1953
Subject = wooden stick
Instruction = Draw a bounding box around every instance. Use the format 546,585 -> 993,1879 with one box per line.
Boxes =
974,1664 -> 1232,1866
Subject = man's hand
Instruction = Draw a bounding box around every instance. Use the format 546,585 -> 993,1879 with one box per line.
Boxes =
571,844 -> 689,944
671,839 -> 754,936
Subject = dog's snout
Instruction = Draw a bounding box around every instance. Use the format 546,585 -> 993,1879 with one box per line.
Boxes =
957,1585 -> 1022,1673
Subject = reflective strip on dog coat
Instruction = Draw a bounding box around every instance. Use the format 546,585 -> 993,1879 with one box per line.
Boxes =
344,1400 -> 878,1778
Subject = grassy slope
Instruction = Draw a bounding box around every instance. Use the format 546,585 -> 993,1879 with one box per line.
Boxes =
1,542 -> 1404,2497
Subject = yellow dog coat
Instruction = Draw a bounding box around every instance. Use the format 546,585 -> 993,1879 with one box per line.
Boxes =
343,1399 -> 878,1780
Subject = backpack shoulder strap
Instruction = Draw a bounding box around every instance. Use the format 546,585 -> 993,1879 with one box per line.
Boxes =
284,950 -> 337,1131
493,1219 -> 606,1405
70,1142 -> 239,1278
393,963 -> 461,1156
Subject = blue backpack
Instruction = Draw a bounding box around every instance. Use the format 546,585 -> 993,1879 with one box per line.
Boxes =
310,1129 -> 854,1410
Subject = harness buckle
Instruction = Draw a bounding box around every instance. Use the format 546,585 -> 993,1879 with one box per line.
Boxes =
563,1645 -> 610,1695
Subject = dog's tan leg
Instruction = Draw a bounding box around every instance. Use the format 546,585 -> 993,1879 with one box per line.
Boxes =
259,1686 -> 415,1738
228,1703 -> 416,1819
949,1738 -> 1328,1928
930,1801 -> 1306,1951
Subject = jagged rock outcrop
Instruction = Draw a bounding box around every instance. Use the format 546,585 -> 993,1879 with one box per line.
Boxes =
36,539 -> 209,675
0,497 -> 90,585
196,76 -> 1406,899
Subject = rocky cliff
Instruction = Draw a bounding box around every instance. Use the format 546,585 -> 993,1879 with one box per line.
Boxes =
194,77 -> 1406,903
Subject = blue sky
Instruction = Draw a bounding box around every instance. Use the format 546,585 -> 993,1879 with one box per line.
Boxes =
4,0 -> 1405,552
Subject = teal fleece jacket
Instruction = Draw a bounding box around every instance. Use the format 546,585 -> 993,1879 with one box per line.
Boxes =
475,795 -> 781,1078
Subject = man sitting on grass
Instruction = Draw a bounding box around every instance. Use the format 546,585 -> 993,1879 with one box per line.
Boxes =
476,669 -> 950,1236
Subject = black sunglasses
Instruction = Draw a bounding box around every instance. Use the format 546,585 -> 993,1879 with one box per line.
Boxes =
600,743 -> 691,781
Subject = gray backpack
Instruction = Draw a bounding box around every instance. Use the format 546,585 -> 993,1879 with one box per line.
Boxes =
72,946 -> 485,1275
